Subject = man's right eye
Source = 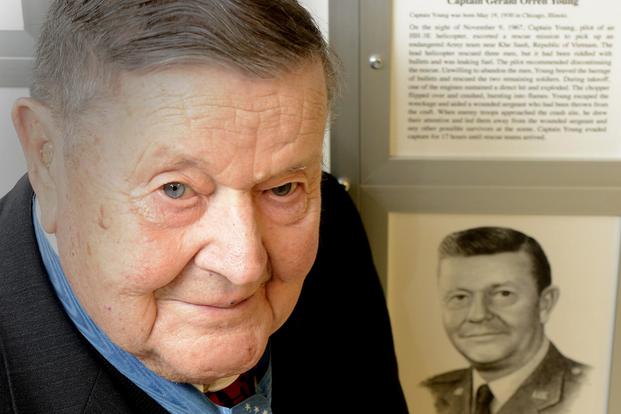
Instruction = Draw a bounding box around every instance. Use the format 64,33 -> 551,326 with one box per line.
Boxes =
162,182 -> 188,199
445,293 -> 471,309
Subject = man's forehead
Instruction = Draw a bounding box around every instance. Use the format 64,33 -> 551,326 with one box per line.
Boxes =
73,62 -> 326,147
438,252 -> 535,287
119,62 -> 326,105
98,64 -> 328,142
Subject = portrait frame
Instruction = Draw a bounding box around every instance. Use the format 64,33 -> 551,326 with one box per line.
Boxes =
328,1 -> 621,413
386,213 -> 620,414
0,0 -> 51,87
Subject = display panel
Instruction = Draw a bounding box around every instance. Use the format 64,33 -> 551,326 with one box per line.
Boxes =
391,0 -> 621,159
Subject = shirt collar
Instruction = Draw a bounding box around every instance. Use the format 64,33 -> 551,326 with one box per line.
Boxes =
33,197 -> 272,414
472,338 -> 550,413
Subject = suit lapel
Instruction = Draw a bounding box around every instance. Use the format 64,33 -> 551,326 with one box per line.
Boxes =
497,345 -> 565,414
436,370 -> 472,414
1,176 -> 98,411
85,357 -> 170,414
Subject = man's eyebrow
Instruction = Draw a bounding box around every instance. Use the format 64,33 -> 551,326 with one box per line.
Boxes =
255,156 -> 323,186
444,288 -> 472,294
444,282 -> 516,293
488,283 -> 516,289
259,164 -> 309,184
163,157 -> 204,170
275,151 -> 323,176
287,165 -> 307,173
129,148 -> 208,183
147,145 -> 211,168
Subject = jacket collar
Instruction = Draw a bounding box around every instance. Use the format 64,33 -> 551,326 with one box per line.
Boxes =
498,344 -> 568,413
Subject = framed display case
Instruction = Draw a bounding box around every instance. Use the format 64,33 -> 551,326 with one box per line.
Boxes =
329,1 -> 621,412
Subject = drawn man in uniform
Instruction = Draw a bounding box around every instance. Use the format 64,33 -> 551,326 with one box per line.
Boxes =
423,226 -> 589,414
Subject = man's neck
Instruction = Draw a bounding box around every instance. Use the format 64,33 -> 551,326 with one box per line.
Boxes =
193,374 -> 239,393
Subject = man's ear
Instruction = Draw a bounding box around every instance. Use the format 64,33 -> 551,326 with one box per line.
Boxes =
12,97 -> 60,234
538,285 -> 560,324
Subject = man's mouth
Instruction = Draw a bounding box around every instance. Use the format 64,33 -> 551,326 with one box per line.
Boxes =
459,331 -> 505,338
206,295 -> 253,309
168,291 -> 258,312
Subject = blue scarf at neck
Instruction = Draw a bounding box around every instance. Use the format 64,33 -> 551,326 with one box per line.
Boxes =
33,198 -> 272,414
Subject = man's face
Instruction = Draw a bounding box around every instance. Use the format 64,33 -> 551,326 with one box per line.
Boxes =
438,251 -> 547,374
49,62 -> 327,384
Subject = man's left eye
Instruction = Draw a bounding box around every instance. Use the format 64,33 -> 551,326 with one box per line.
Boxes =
270,182 -> 298,197
490,290 -> 517,306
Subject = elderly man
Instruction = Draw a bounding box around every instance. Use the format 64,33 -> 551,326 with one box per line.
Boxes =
423,227 -> 589,414
0,1 -> 407,413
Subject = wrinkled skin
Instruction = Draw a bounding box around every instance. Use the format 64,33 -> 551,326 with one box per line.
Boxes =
18,62 -> 327,385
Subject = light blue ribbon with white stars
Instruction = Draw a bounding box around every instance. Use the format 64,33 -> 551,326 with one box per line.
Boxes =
33,198 -> 272,414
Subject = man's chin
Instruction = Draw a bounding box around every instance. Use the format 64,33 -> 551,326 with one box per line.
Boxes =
139,353 -> 259,385
136,334 -> 268,384
458,348 -> 505,368
463,352 -> 516,376
453,338 -> 507,363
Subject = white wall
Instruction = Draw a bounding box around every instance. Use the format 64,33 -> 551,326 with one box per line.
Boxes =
0,1 -> 329,197
0,0 -> 23,30
0,88 -> 29,195
0,0 -> 28,196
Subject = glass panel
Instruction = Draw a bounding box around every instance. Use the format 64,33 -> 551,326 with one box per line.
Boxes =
390,0 -> 621,159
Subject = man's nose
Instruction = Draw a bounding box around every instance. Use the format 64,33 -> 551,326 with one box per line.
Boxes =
466,293 -> 491,322
194,190 -> 267,285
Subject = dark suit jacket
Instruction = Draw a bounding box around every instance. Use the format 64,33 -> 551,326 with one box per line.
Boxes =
422,343 -> 589,414
0,173 -> 408,414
